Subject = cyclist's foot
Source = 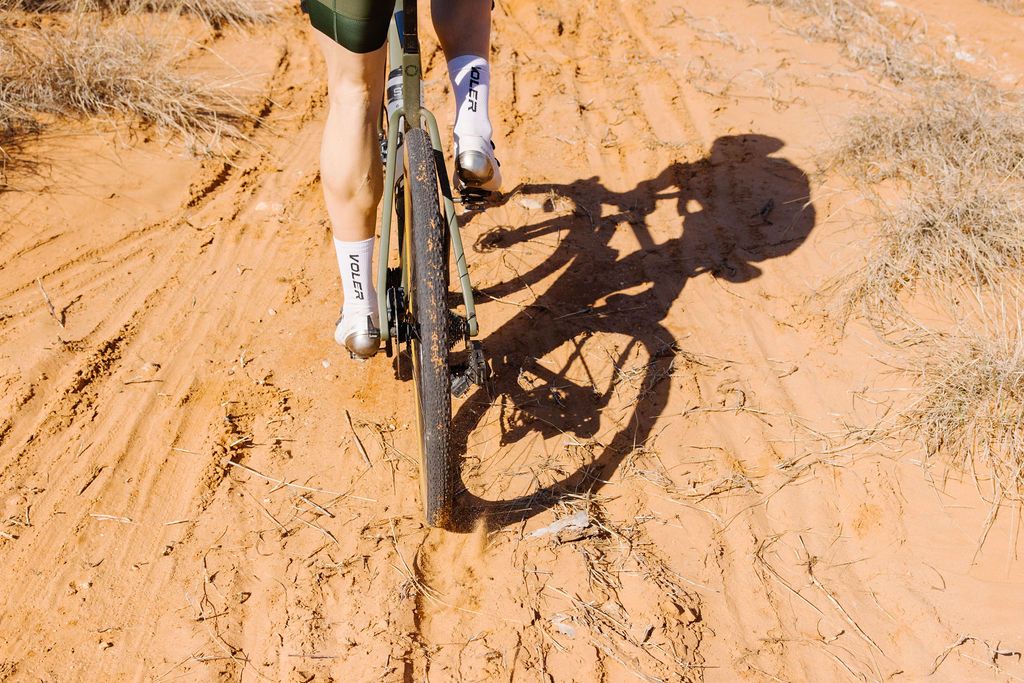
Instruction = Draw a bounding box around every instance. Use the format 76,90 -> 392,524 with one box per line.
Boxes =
335,310 -> 381,360
454,135 -> 502,195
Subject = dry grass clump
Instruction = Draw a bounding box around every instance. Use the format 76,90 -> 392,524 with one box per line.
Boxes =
832,85 -> 1024,184
980,0 -> 1024,15
902,329 -> 1024,499
828,82 -> 1024,321
1,35 -> 41,180
0,22 -> 245,149
752,0 -> 957,83
841,177 -> 1024,317
0,0 -> 276,25
812,11 -> 1024,507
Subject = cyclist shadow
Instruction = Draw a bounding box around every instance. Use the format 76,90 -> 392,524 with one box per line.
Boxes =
449,134 -> 816,532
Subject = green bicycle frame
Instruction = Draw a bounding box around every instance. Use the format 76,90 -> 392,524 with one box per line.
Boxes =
376,0 -> 479,341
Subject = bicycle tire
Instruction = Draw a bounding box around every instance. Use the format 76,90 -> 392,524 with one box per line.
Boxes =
403,126 -> 454,528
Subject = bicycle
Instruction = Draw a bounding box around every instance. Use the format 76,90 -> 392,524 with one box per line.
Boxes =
375,0 -> 490,529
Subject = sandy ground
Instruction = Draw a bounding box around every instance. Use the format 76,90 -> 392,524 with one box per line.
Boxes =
2,1 -> 1023,681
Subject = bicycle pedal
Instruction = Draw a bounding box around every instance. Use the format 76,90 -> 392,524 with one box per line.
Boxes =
451,372 -> 472,398
455,189 -> 500,206
450,341 -> 489,397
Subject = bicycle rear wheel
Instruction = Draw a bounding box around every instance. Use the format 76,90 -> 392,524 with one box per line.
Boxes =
403,126 -> 454,528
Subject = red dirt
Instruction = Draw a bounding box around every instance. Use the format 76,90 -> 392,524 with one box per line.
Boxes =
1,1 -> 1023,681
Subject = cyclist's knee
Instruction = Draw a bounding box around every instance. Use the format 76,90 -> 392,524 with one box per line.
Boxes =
312,27 -> 385,116
328,94 -> 377,133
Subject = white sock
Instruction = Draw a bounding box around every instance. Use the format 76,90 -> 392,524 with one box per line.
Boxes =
333,237 -> 377,320
447,55 -> 493,147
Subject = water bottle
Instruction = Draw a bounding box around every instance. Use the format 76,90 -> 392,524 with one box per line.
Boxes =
385,67 -> 403,125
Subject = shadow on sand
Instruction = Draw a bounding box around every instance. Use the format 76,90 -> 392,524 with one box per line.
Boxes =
449,134 -> 817,532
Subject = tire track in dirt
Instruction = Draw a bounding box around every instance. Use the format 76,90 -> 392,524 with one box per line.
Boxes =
597,2 -> 995,679
603,3 -> 852,676
0,39 -> 298,490
1,34 -> 296,505
2,3 -> 815,679
5,3 -> 1024,681
0,22 -> 349,679
396,1 -> 711,679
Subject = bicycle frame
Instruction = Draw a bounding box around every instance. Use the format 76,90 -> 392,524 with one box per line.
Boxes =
376,0 -> 479,342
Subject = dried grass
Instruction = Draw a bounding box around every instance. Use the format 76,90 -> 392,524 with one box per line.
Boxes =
838,176 -> 1024,319
0,0 -> 276,25
903,327 -> 1024,499
0,104 -> 38,183
751,0 -> 958,83
0,21 -> 246,150
828,83 -> 1024,321
832,84 -> 1024,185
979,0 -> 1024,15
796,1 -> 1024,508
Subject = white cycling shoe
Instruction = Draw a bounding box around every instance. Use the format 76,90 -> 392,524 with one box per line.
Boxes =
454,135 -> 502,195
335,310 -> 381,360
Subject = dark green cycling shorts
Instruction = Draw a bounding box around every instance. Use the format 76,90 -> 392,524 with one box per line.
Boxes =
301,0 -> 397,54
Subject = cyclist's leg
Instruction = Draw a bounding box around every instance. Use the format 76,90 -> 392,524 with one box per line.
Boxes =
312,28 -> 385,240
432,0 -> 489,58
432,0 -> 501,193
310,27 -> 386,357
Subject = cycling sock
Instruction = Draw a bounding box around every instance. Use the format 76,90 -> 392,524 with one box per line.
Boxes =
333,236 -> 377,319
448,55 -> 492,147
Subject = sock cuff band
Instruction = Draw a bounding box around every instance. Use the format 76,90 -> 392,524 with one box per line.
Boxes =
333,236 -> 375,249
448,55 -> 489,84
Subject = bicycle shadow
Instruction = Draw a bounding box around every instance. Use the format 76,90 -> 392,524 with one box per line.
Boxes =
450,134 -> 816,532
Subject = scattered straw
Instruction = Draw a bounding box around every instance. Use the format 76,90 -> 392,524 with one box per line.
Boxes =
0,20 -> 248,150
345,409 -> 372,468
0,0 -> 277,25
752,0 -> 959,84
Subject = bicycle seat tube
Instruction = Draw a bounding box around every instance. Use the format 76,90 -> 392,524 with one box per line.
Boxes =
399,0 -> 422,130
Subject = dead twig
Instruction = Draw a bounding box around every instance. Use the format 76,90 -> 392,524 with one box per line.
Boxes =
36,277 -> 63,328
224,459 -> 375,502
345,409 -> 372,468
89,513 -> 133,523
801,536 -> 885,657
929,635 -> 975,675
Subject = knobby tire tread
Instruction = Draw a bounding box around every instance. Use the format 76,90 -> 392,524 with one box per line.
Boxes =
405,127 -> 454,528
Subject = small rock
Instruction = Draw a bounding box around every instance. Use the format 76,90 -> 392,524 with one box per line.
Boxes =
550,613 -> 576,638
255,201 -> 285,214
632,623 -> 655,643
530,510 -> 589,538
556,525 -> 601,544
